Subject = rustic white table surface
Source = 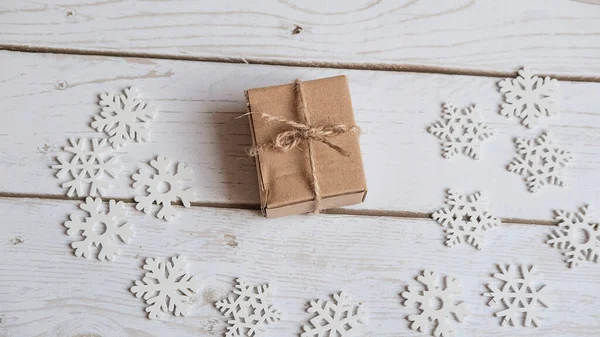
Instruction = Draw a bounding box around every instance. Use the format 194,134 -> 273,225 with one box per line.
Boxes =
1,1 -> 600,336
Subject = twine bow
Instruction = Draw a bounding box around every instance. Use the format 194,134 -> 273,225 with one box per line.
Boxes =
246,79 -> 359,213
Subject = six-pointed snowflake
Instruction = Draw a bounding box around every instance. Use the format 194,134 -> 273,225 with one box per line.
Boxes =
216,279 -> 282,337
548,205 -> 600,268
402,270 -> 468,337
499,67 -> 559,128
432,189 -> 501,250
52,138 -> 120,197
64,197 -> 133,261
130,256 -> 201,319
91,87 -> 156,149
302,292 -> 367,337
132,156 -> 196,221
484,264 -> 548,327
428,103 -> 494,159
508,132 -> 572,193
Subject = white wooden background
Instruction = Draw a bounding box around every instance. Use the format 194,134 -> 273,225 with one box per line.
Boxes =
1,1 -> 600,337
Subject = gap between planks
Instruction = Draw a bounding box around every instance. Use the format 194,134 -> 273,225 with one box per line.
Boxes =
2,44 -> 600,83
0,192 -> 556,226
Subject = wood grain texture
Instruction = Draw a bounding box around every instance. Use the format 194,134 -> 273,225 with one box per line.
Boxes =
1,197 -> 599,337
1,0 -> 600,78
1,50 -> 600,221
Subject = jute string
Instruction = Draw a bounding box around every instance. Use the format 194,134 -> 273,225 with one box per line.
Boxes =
246,79 -> 359,213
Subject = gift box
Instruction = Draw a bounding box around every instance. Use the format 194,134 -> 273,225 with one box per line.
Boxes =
244,75 -> 367,218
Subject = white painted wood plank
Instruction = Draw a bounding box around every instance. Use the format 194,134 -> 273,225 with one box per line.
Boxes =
1,0 -> 600,78
2,51 -> 600,221
1,197 -> 599,337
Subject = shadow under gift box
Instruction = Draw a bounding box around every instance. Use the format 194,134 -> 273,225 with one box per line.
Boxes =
245,75 -> 367,218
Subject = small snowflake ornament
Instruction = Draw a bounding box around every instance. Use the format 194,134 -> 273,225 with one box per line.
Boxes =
302,292 -> 367,337
499,67 -> 559,128
508,132 -> 572,193
132,156 -> 196,221
215,279 -> 282,337
402,270 -> 468,337
130,256 -> 201,319
64,197 -> 133,261
91,87 -> 156,149
548,205 -> 600,268
428,103 -> 493,159
52,138 -> 120,197
432,189 -> 501,250
485,264 -> 549,327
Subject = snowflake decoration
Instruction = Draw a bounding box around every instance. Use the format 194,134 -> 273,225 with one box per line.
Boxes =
548,205 -> 600,268
428,103 -> 494,159
499,67 -> 559,128
432,189 -> 501,250
52,138 -> 120,197
64,197 -> 133,261
484,264 -> 549,327
215,279 -> 282,337
301,292 -> 367,337
130,256 -> 201,319
402,270 -> 468,337
91,87 -> 156,149
132,156 -> 196,221
508,132 -> 572,193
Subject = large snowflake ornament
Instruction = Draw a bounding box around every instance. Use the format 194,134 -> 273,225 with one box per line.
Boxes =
130,256 -> 201,319
484,264 -> 549,327
548,206 -> 600,268
215,279 -> 282,337
52,138 -> 120,197
402,270 -> 468,337
302,292 -> 367,337
64,197 -> 133,261
132,156 -> 196,221
499,67 -> 559,128
508,132 -> 572,193
428,103 -> 494,159
91,87 -> 156,149
432,189 -> 501,250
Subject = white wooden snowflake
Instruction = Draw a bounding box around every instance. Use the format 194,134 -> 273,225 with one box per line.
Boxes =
485,264 -> 549,327
499,67 -> 559,128
52,138 -> 120,197
215,279 -> 282,337
64,197 -> 133,261
402,270 -> 468,337
301,292 -> 367,337
132,156 -> 196,221
91,87 -> 156,149
508,132 -> 572,193
428,103 -> 494,159
130,256 -> 201,319
432,189 -> 500,250
548,205 -> 600,268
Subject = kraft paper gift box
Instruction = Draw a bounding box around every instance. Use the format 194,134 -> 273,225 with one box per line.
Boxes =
244,75 -> 367,218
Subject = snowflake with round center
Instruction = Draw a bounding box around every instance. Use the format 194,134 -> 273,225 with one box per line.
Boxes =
548,205 -> 600,268
432,189 -> 501,250
301,292 -> 367,337
215,279 -> 282,337
428,103 -> 493,159
130,256 -> 200,319
484,264 -> 549,327
64,197 -> 133,261
508,132 -> 572,193
132,156 -> 196,221
499,67 -> 559,128
91,87 -> 156,149
402,270 -> 468,337
52,138 -> 120,197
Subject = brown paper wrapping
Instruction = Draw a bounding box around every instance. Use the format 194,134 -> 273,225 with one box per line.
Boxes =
245,75 -> 367,218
